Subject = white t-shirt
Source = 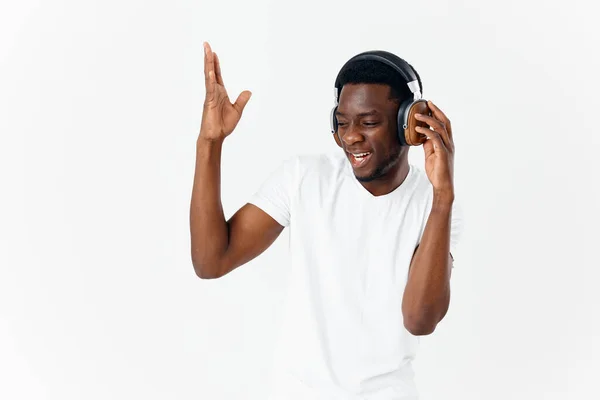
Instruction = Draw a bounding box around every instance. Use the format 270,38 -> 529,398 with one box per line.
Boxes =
249,151 -> 463,400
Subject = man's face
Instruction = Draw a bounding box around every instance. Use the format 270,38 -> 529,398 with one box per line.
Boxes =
334,83 -> 405,182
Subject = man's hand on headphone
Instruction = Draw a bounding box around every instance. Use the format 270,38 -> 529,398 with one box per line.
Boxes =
415,101 -> 455,202
199,42 -> 252,142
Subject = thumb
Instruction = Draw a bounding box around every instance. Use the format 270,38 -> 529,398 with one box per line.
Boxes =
233,90 -> 252,114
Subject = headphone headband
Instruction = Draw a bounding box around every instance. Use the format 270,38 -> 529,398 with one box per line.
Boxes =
333,50 -> 422,105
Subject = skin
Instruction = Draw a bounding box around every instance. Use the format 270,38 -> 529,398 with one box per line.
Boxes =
334,83 -> 409,196
190,42 -> 457,336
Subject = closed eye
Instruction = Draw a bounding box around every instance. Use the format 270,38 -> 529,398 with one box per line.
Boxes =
337,122 -> 378,127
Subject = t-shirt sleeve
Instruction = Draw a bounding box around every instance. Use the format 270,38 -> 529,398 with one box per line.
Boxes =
248,156 -> 299,227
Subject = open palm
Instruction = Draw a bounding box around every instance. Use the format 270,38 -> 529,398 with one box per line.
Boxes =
200,42 -> 252,141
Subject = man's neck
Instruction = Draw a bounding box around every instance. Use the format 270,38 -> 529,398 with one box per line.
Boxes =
360,158 -> 410,197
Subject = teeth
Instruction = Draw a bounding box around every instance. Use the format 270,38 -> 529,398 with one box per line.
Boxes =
352,152 -> 370,158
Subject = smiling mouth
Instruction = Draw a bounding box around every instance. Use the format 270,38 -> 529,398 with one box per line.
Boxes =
348,151 -> 372,168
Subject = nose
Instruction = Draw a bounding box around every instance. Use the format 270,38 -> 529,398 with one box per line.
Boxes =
340,123 -> 365,147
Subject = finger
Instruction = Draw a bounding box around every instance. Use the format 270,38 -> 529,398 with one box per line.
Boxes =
203,42 -> 214,80
415,111 -> 453,151
232,90 -> 252,115
422,134 -> 435,158
214,52 -> 225,86
427,100 -> 449,124
203,42 -> 216,100
416,127 -> 447,153
427,100 -> 452,139
414,113 -> 445,133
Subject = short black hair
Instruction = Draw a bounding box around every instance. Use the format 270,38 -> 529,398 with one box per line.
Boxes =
337,59 -> 423,103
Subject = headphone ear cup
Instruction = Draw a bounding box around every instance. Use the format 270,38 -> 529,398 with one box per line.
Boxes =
330,106 -> 343,148
330,105 -> 338,134
396,99 -> 413,146
402,99 -> 430,146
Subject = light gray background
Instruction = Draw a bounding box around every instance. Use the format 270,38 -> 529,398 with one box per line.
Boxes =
1,0 -> 598,399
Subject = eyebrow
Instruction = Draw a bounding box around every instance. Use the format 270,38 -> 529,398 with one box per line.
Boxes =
334,109 -> 380,117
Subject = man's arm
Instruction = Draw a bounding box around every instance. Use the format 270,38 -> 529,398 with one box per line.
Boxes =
190,42 -> 284,279
190,139 -> 284,279
401,100 -> 457,336
402,194 -> 454,336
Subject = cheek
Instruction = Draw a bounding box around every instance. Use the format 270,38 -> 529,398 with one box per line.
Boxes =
376,128 -> 400,153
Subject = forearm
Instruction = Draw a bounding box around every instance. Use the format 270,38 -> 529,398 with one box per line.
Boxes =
402,192 -> 454,335
189,137 -> 229,278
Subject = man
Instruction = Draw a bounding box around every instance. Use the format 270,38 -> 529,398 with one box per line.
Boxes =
190,41 -> 462,400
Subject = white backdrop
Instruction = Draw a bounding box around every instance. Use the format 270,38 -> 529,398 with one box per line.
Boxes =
1,0 -> 599,399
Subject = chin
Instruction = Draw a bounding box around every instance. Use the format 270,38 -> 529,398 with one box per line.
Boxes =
353,166 -> 381,182
353,155 -> 399,183
355,174 -> 375,183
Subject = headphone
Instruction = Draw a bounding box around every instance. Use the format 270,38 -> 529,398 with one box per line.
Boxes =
330,50 -> 431,146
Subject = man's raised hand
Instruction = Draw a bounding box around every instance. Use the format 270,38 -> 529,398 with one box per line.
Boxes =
199,42 -> 252,142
